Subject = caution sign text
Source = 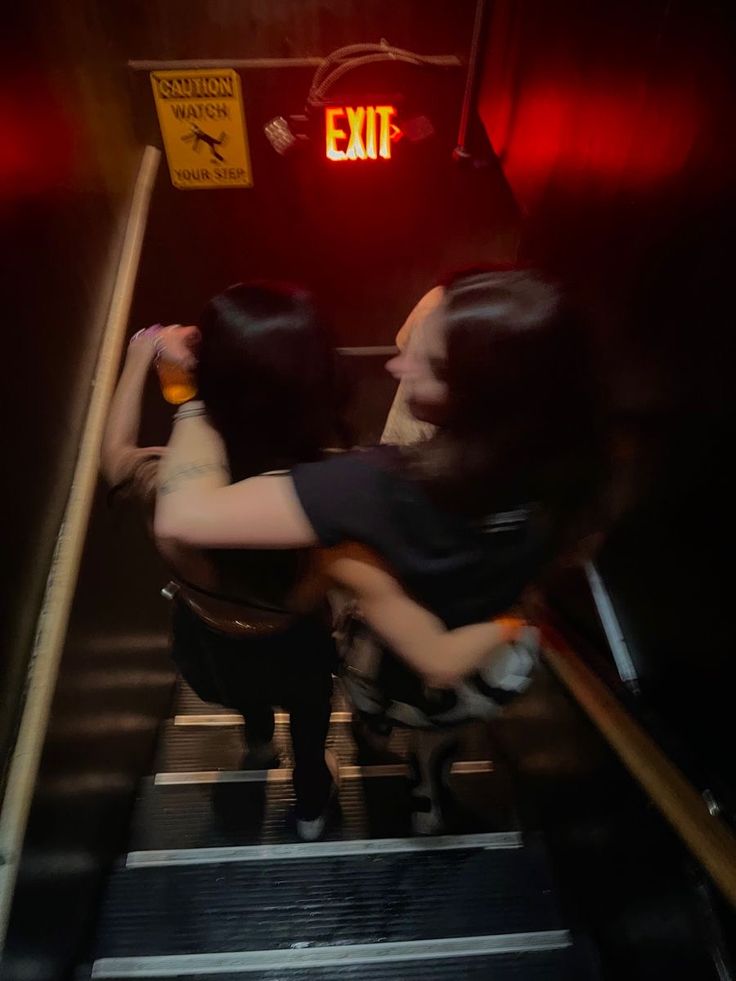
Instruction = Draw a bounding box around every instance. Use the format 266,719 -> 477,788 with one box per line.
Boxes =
151,69 -> 253,190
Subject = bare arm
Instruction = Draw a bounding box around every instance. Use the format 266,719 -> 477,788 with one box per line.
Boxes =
101,334 -> 165,487
322,543 -> 524,688
155,405 -> 523,682
154,413 -> 318,549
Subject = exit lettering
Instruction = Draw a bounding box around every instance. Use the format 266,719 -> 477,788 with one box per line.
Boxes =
325,105 -> 400,161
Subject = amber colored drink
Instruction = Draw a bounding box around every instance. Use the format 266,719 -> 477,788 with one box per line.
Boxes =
156,360 -> 197,405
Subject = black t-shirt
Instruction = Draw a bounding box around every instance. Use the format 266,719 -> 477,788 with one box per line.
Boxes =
291,447 -> 548,628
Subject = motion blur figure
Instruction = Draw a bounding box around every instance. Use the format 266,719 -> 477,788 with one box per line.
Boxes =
104,283 -> 526,840
155,267 -> 606,834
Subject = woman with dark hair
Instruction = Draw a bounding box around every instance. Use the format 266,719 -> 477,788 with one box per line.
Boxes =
104,280 -> 528,839
103,284 -> 345,839
154,267 -> 606,832
197,283 -> 346,481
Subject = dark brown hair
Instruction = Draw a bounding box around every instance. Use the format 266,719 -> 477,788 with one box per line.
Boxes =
408,267 -> 607,548
197,283 -> 346,481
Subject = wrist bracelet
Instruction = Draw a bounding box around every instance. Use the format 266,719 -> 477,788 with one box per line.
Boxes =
174,400 -> 206,422
174,410 -> 206,423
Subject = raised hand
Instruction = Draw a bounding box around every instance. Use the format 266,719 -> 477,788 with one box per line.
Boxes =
154,324 -> 200,371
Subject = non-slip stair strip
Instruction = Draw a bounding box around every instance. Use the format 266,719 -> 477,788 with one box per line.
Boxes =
174,712 -> 354,726
94,847 -> 564,958
91,932 -> 573,979
154,761 -> 493,785
126,831 -> 523,866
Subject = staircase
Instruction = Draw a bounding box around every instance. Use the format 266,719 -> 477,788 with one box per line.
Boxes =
83,681 -> 598,979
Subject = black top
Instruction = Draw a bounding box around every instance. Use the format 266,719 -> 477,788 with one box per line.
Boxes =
291,447 -> 549,628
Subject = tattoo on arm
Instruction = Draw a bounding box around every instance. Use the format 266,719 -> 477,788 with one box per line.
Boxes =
158,461 -> 228,496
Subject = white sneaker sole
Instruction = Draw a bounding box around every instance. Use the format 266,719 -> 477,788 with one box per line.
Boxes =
296,815 -> 327,841
295,750 -> 340,842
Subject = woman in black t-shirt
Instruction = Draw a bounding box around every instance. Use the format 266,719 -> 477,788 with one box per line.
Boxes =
155,268 -> 606,831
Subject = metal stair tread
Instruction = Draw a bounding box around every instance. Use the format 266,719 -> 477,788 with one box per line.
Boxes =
94,845 -> 564,958
90,942 -> 594,980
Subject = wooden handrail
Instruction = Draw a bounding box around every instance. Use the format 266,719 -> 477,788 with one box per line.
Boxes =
542,624 -> 736,907
0,146 -> 161,946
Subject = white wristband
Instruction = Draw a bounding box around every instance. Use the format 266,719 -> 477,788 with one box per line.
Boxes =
174,400 -> 206,422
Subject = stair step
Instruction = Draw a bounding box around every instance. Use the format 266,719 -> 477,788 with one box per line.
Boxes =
126,831 -> 524,867
94,845 -> 564,959
154,718 -> 494,774
91,938 -> 586,979
154,720 -> 389,773
129,765 -> 517,851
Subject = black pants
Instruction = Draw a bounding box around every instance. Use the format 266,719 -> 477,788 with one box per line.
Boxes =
171,601 -> 336,818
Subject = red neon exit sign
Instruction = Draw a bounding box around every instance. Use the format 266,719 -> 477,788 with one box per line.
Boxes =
325,106 -> 400,161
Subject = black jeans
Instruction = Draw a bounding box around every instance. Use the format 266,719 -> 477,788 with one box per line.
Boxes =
171,601 -> 336,818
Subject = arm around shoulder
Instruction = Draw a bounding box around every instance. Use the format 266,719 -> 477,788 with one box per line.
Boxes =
154,414 -> 319,549
322,543 -> 523,687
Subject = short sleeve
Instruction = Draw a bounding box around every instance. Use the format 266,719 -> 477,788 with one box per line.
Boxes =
291,452 -> 389,548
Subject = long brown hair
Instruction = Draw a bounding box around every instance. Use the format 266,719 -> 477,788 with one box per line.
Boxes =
197,283 -> 347,481
407,268 -> 607,550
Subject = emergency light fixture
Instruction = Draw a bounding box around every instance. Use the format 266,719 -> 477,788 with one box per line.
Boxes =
264,42 -> 435,159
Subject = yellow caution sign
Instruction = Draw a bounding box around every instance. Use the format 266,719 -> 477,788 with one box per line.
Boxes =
150,69 -> 253,190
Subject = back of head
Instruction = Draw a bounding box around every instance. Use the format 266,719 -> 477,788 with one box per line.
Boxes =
197,283 -> 338,480
418,267 -> 606,541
